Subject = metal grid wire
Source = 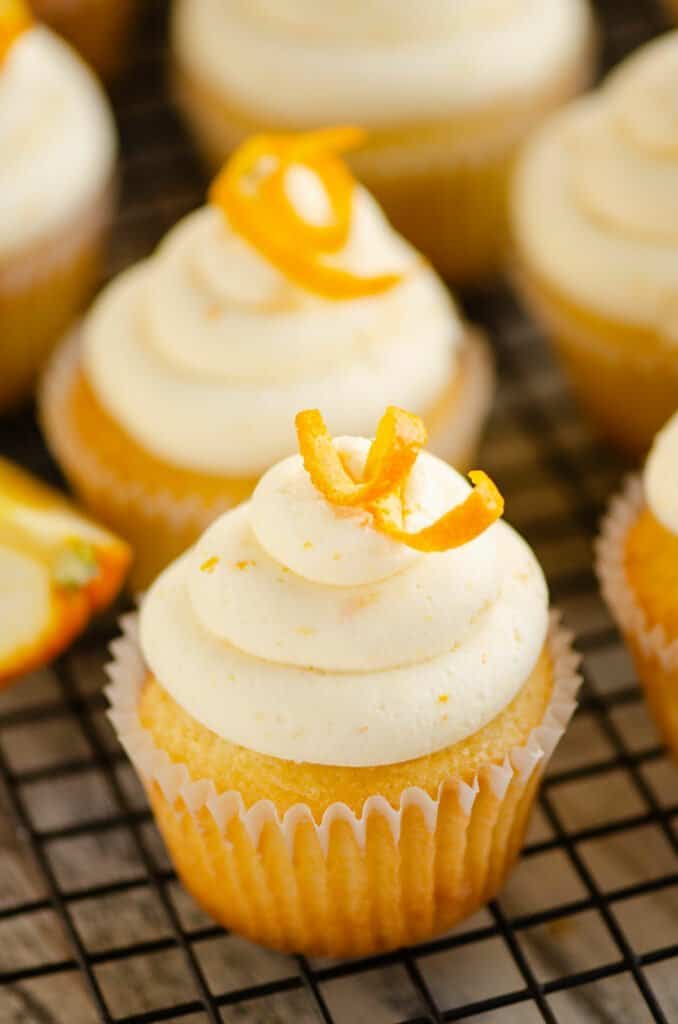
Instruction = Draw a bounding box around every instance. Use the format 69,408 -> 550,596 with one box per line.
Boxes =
1,1 -> 677,1021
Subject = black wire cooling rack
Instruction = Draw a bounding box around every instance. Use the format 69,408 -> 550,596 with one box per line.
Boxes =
2,1 -> 678,1021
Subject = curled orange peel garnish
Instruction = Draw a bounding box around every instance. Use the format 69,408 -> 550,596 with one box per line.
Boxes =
209,127 -> 403,300
296,407 -> 427,508
295,408 -> 504,552
0,0 -> 32,64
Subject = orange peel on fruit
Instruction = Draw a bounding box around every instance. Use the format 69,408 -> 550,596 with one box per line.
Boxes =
295,407 -> 427,507
295,408 -> 504,552
0,0 -> 32,64
0,458 -> 131,688
209,127 -> 403,300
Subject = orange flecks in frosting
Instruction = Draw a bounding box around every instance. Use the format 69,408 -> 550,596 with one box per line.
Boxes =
235,560 -> 254,571
0,0 -> 32,64
438,694 -> 449,704
209,127 -> 403,300
296,407 -> 426,507
295,407 -> 504,553
200,556 -> 219,573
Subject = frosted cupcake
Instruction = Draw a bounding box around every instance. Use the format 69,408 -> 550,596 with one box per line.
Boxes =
41,129 -> 494,591
512,32 -> 678,457
107,406 -> 581,956
171,0 -> 595,283
28,0 -> 138,79
0,1 -> 116,413
598,412 -> 678,756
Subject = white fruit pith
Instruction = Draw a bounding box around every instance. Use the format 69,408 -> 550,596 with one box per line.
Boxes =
0,544 -> 52,666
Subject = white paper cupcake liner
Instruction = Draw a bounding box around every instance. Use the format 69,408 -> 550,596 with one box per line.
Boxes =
105,611 -> 581,855
596,475 -> 678,672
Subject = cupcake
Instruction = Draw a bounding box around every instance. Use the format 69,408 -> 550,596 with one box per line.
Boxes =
107,405 -> 581,957
0,456 -> 130,688
171,0 -> 595,283
41,128 -> 494,591
0,1 -> 116,413
512,32 -> 678,458
597,412 -> 678,756
28,0 -> 138,79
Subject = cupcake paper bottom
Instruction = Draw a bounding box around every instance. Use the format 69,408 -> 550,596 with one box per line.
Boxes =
40,327 -> 494,592
0,183 -> 112,414
107,614 -> 580,956
513,263 -> 678,458
597,477 -> 678,756
173,43 -> 593,284
29,0 -> 138,79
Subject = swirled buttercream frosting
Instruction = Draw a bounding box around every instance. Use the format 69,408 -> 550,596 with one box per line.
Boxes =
173,0 -> 592,126
644,412 -> 678,536
0,22 -> 116,258
140,422 -> 549,767
514,31 -> 678,333
82,133 -> 460,477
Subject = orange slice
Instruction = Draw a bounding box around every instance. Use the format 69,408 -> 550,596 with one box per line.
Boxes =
0,458 -> 131,687
209,127 -> 403,300
0,0 -> 32,65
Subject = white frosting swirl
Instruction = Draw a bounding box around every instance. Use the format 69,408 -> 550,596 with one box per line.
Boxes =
140,442 -> 549,766
82,182 -> 459,477
0,26 -> 116,259
173,0 -> 593,126
644,412 -> 678,536
513,31 -> 678,334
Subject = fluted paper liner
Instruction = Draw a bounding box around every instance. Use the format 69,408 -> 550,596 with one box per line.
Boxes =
105,611 -> 580,954
596,476 -> 678,754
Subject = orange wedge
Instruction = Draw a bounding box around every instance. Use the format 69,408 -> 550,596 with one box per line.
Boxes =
0,0 -> 33,64
0,458 -> 131,688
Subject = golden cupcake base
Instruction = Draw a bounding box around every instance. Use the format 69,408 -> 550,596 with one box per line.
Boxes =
513,262 -> 678,459
107,616 -> 579,957
40,328 -> 493,592
0,184 -> 113,415
172,41 -> 594,284
29,0 -> 138,79
597,478 -> 678,758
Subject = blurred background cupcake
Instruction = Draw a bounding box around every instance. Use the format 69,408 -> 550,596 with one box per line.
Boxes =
108,407 -> 580,956
28,0 -> 138,79
597,411 -> 678,756
41,129 -> 494,590
0,2 -> 117,413
512,31 -> 678,458
171,0 -> 595,284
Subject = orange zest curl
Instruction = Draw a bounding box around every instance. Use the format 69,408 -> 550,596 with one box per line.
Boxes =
295,407 -> 427,507
371,470 -> 504,552
0,0 -> 32,64
295,408 -> 504,553
209,127 -> 403,300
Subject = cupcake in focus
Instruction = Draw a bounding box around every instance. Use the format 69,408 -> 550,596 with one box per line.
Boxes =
512,31 -> 678,457
41,128 -> 494,590
171,0 -> 595,283
28,0 -> 138,79
597,412 -> 678,756
107,406 -> 581,956
0,1 -> 116,413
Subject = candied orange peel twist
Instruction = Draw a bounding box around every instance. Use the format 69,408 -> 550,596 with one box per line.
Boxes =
295,408 -> 504,553
0,0 -> 32,64
209,127 -> 403,300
